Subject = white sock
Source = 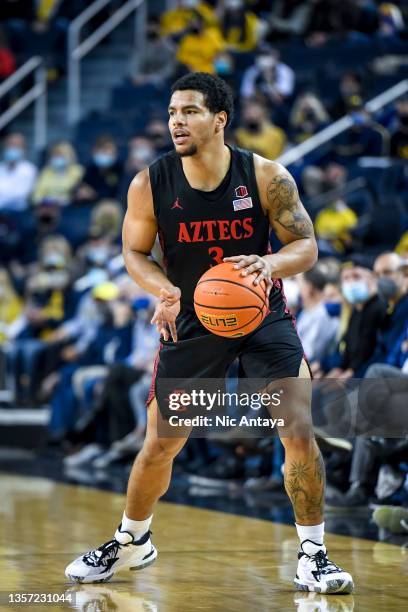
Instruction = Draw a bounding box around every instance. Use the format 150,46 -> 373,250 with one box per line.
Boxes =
121,511 -> 153,540
295,522 -> 325,546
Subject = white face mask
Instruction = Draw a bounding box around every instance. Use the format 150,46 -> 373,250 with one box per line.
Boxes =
131,146 -> 153,164
256,55 -> 276,71
182,0 -> 199,8
225,0 -> 243,9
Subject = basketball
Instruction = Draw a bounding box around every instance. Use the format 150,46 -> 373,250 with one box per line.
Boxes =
193,262 -> 268,338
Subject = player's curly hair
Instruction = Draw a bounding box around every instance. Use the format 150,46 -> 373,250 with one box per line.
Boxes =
170,72 -> 234,128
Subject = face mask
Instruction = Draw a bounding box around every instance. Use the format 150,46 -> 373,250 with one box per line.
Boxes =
256,55 -> 276,71
214,58 -> 231,75
87,246 -> 109,266
283,279 -> 300,310
4,147 -> 23,162
352,112 -> 367,127
93,152 -> 115,168
132,297 -> 151,311
50,156 -> 68,170
245,119 -> 261,133
225,0 -> 243,9
43,251 -> 66,269
325,302 -> 341,317
342,280 -> 370,304
131,147 -> 153,164
377,276 -> 399,301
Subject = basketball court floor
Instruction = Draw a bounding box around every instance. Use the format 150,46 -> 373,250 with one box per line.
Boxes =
0,472 -> 407,611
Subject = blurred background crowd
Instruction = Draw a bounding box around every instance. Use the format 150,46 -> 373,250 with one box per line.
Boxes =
1,0 -> 408,539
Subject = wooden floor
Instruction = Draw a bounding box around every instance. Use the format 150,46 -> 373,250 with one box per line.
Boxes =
0,474 -> 407,611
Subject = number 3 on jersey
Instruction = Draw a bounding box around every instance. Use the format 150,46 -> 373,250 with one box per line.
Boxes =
208,246 -> 224,266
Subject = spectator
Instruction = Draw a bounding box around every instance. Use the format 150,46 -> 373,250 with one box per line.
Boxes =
372,252 -> 408,364
7,234 -> 73,403
297,264 -> 339,363
240,46 -> 295,104
48,281 -> 133,443
119,136 -> 157,200
314,164 -> 358,255
334,108 -> 390,159
0,133 -> 37,211
213,50 -> 236,88
128,20 -> 175,86
329,352 -> 408,508
234,100 -> 286,160
325,263 -> 387,379
176,13 -> 225,73
32,141 -> 84,206
76,135 -> 123,203
0,267 -> 23,343
145,118 -> 173,153
390,97 -> 408,159
74,200 -> 123,286
378,2 -> 405,37
160,0 -> 217,37
289,92 -> 330,143
331,72 -> 365,119
217,0 -> 261,52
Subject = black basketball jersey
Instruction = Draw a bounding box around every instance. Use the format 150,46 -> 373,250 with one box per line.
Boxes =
149,145 -> 282,308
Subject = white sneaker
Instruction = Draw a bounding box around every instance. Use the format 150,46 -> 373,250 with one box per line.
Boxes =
65,525 -> 157,584
294,540 -> 354,594
63,444 -> 104,468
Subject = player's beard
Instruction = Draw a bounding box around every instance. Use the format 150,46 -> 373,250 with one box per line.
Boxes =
177,143 -> 198,157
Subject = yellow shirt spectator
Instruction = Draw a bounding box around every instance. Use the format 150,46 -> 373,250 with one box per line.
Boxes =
315,202 -> 358,253
32,141 -> 84,206
160,1 -> 217,36
222,11 -> 259,52
235,122 -> 286,160
177,26 -> 225,74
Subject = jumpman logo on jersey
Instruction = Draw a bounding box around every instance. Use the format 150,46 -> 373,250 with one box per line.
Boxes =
171,197 -> 183,210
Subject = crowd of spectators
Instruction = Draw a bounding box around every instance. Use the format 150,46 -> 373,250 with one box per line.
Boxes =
1,0 -> 408,539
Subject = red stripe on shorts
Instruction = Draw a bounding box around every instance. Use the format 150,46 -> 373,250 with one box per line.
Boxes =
146,342 -> 163,406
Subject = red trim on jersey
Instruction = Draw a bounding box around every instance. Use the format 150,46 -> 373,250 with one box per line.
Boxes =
157,228 -> 168,271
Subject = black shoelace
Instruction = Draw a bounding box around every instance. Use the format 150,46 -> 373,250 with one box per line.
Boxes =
83,539 -> 122,568
309,549 -> 341,577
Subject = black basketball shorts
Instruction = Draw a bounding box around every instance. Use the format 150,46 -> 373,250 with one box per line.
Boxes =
147,296 -> 305,407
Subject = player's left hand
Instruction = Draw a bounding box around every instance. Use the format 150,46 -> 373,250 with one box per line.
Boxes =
223,254 -> 273,295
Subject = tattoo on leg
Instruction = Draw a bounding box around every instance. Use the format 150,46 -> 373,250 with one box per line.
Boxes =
285,450 -> 325,523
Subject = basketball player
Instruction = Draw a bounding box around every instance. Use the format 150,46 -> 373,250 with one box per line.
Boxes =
66,73 -> 354,594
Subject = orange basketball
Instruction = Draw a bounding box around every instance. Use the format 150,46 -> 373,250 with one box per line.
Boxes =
193,262 -> 269,338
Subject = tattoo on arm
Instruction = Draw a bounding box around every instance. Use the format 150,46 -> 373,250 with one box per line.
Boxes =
267,174 -> 314,238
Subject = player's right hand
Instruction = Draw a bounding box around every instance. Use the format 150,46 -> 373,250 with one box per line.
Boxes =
151,286 -> 181,342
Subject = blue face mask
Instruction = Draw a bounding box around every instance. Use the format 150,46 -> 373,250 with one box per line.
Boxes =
325,302 -> 341,317
214,58 -> 231,75
4,147 -> 24,162
342,281 -> 370,304
93,152 -> 115,168
50,156 -> 68,171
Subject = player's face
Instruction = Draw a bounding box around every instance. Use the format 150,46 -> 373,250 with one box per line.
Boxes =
168,90 -> 220,157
